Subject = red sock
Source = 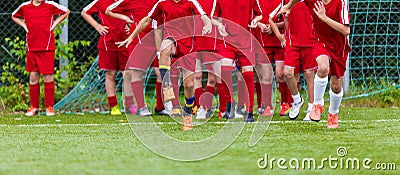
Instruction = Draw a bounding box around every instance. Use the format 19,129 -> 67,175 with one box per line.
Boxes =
221,66 -> 233,103
108,95 -> 118,108
279,82 -> 288,104
203,85 -> 215,109
237,78 -> 245,107
131,81 -> 145,108
155,81 -> 164,111
262,83 -> 272,107
216,82 -> 226,112
125,96 -> 134,107
29,83 -> 40,108
242,71 -> 254,112
170,74 -> 180,107
255,81 -> 261,108
44,81 -> 54,107
194,87 -> 203,108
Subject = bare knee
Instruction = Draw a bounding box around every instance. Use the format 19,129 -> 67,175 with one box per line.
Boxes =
284,68 -> 295,79
106,71 -> 116,81
330,82 -> 342,93
42,74 -> 54,83
194,71 -> 202,81
29,72 -> 40,84
207,72 -> 217,85
276,70 -> 285,82
183,78 -> 194,90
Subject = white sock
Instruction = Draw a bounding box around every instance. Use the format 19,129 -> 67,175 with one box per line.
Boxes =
329,88 -> 343,114
307,103 -> 313,112
292,93 -> 301,104
314,75 -> 328,106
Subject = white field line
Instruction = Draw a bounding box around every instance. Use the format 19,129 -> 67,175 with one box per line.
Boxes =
0,119 -> 399,127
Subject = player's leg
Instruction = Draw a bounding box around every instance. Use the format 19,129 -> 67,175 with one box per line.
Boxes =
241,65 -> 255,122
235,70 -> 246,118
309,55 -> 330,122
303,70 -> 315,121
129,69 -> 152,116
159,38 -> 176,101
105,70 -> 120,115
26,71 -> 41,116
254,63 -> 274,117
182,69 -> 195,130
153,67 -> 171,115
42,74 -> 55,116
254,74 -> 262,114
193,58 -> 203,115
123,70 -> 138,114
276,60 -> 291,116
327,76 -> 343,128
284,46 -> 303,120
220,58 -> 235,119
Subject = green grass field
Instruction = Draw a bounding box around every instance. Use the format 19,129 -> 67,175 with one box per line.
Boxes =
1,107 -> 399,175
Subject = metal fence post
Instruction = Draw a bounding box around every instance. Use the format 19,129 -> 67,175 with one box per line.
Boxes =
60,0 -> 68,79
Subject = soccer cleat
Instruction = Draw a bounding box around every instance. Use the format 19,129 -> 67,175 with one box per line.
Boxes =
205,109 -> 213,119
303,112 -> 311,121
46,106 -> 55,116
192,106 -> 198,115
196,106 -> 207,119
327,113 -> 339,128
244,111 -> 255,122
235,105 -> 245,119
155,108 -> 171,116
25,107 -> 40,116
182,106 -> 193,131
162,82 -> 176,101
279,103 -> 291,116
257,107 -> 264,115
126,105 -> 138,114
223,103 -> 235,119
111,106 -> 122,115
289,97 -> 304,120
171,106 -> 182,117
136,107 -> 152,116
218,111 -> 225,119
262,106 -> 273,117
309,104 -> 323,122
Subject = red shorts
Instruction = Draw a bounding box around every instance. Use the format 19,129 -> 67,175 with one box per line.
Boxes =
171,42 -> 195,72
284,46 -> 317,74
264,47 -> 285,64
126,41 -> 158,71
98,49 -> 128,71
26,51 -> 55,74
219,44 -> 253,67
313,42 -> 349,78
196,51 -> 221,65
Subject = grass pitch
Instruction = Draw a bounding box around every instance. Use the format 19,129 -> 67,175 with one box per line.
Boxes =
1,107 -> 399,175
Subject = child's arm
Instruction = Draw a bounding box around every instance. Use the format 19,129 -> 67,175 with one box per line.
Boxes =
200,15 -> 212,35
269,18 -> 286,48
11,17 -> 28,33
313,1 -> 350,36
81,10 -> 108,36
154,28 -> 163,59
50,9 -> 70,31
105,8 -> 134,24
116,16 -> 153,48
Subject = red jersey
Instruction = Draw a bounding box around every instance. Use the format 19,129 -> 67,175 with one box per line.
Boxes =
194,0 -> 218,51
211,0 -> 262,48
254,0 -> 284,47
107,0 -> 158,38
285,1 -> 315,47
12,1 -> 68,51
302,0 -> 351,58
147,0 -> 206,48
83,0 -> 128,51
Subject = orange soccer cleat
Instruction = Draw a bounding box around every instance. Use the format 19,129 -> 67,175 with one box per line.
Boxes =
327,113 -> 339,129
309,104 -> 324,122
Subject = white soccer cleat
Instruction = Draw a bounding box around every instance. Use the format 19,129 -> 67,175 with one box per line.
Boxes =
196,106 -> 207,119
289,97 -> 304,120
303,111 -> 311,121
